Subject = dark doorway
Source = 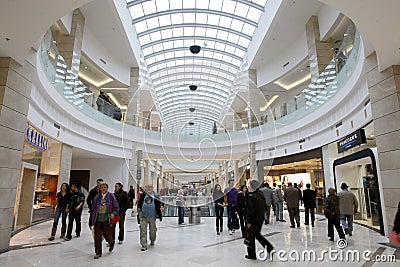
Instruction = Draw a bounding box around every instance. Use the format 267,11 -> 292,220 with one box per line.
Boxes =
70,170 -> 90,192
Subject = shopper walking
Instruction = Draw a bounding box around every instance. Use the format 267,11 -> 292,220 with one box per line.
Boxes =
176,185 -> 188,225
135,187 -> 144,224
112,182 -> 129,244
224,179 -> 238,235
128,185 -> 135,209
236,185 -> 248,237
324,188 -> 345,242
213,184 -> 225,235
64,182 -> 85,241
137,185 -> 164,251
91,182 -> 119,259
273,183 -> 285,222
48,183 -> 71,240
245,180 -> 274,260
334,47 -> 347,73
260,183 -> 274,225
294,183 -> 303,206
284,182 -> 301,228
87,178 -> 103,229
338,183 -> 358,236
303,183 -> 317,227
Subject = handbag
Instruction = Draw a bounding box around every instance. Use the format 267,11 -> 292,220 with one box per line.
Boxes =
233,213 -> 240,230
109,193 -> 121,225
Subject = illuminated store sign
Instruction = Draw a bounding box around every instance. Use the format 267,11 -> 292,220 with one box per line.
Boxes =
25,126 -> 49,150
337,129 -> 366,153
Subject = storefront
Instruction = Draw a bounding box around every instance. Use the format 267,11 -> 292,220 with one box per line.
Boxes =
13,125 -> 63,231
331,127 -> 384,235
258,148 -> 326,212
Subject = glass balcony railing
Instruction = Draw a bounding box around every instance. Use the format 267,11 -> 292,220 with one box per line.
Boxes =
38,27 -> 361,141
39,30 -> 125,130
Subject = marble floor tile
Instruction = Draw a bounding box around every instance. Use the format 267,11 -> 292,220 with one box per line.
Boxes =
0,210 -> 398,266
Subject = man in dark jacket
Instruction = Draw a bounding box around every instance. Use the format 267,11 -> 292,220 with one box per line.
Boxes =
65,182 -> 85,241
87,178 -> 103,229
284,182 -> 301,228
113,182 -> 130,244
245,180 -> 274,260
303,183 -> 316,227
137,184 -> 164,251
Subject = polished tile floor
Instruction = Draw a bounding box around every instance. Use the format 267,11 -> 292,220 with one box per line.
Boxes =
1,210 -> 398,266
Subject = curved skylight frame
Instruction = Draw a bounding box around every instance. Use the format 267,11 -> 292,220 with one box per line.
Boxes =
127,0 -> 267,135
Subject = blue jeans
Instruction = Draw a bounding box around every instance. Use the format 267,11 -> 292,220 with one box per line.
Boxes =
340,214 -> 354,233
52,206 -> 67,228
275,202 -> 283,220
66,210 -> 82,238
227,205 -> 236,230
178,206 -> 185,224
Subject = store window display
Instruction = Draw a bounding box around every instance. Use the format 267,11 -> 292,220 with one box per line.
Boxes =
14,127 -> 64,230
333,151 -> 383,233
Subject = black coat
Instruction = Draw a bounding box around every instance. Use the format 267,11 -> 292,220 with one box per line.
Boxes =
87,186 -> 99,210
138,192 -> 163,221
236,192 -> 248,214
303,189 -> 316,208
114,190 -> 129,213
246,189 -> 266,225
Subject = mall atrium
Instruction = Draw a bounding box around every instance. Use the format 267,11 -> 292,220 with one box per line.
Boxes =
0,0 -> 399,266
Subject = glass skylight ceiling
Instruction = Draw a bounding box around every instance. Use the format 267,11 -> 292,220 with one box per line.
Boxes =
127,0 -> 267,135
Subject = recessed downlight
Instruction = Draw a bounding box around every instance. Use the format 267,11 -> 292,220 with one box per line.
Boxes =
189,108 -> 195,112
189,122 -> 194,125
189,85 -> 197,91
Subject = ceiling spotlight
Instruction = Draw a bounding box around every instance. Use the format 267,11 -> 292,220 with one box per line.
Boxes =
189,122 -> 194,125
189,45 -> 201,54
189,133 -> 193,135
189,108 -> 195,112
189,85 -> 197,91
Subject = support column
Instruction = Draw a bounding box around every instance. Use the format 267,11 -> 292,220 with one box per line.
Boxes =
126,67 -> 140,126
143,160 -> 152,187
366,52 -> 400,235
233,160 -> 240,183
142,111 -> 150,130
90,85 -> 100,109
249,143 -> 258,181
56,9 -> 85,76
125,68 -> 140,189
58,144 -> 73,190
305,16 -> 333,82
127,143 -> 138,189
154,160 -> 158,191
248,69 -> 262,128
0,57 -> 33,252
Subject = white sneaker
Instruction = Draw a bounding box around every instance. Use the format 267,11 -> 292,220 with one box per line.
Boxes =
229,230 -> 233,235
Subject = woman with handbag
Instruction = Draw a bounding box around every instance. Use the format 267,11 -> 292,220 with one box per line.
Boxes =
213,184 -> 225,235
91,182 -> 120,259
324,188 -> 345,242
